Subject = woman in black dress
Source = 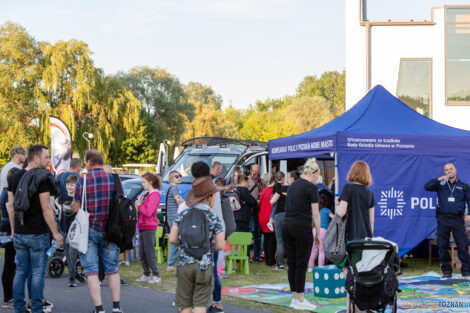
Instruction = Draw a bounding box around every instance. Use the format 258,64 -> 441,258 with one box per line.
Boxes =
336,160 -> 375,313
283,158 -> 321,311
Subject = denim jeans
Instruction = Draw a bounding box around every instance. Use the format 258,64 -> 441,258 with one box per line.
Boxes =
212,251 -> 221,303
250,217 -> 262,258
79,228 -> 119,277
168,221 -> 179,266
274,212 -> 285,266
13,233 -> 49,313
64,241 -> 79,278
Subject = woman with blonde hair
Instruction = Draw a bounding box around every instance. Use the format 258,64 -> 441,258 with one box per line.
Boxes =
282,158 -> 321,311
336,160 -> 375,313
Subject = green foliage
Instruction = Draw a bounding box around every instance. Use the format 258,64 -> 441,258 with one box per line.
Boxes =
282,96 -> 334,133
0,22 -> 44,160
0,21 -> 346,166
296,70 -> 345,117
114,66 -> 195,157
239,110 -> 295,142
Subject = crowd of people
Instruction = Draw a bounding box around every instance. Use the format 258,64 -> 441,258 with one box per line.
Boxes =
0,142 -> 387,313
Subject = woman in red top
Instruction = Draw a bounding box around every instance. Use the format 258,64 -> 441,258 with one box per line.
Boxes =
134,172 -> 162,284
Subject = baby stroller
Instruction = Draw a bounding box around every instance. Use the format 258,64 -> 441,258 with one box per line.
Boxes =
47,247 -> 84,278
345,238 -> 400,313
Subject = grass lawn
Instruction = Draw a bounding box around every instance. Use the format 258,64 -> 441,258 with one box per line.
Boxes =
117,256 -> 442,313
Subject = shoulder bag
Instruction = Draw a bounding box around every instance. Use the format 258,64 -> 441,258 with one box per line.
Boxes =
66,174 -> 89,254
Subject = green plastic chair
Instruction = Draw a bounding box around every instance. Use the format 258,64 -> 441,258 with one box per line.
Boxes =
226,232 -> 252,275
155,226 -> 164,264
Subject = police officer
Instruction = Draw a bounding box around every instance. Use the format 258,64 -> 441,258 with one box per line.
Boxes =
425,162 -> 470,279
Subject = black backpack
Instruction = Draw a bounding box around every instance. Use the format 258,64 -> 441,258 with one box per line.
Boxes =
105,174 -> 137,249
179,208 -> 211,259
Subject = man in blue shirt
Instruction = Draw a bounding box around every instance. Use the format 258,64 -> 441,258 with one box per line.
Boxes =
425,162 -> 470,279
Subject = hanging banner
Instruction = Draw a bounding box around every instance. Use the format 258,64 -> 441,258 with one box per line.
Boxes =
50,116 -> 72,174
338,153 -> 470,257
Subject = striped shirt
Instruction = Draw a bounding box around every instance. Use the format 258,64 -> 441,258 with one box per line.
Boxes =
74,168 -> 116,233
166,185 -> 180,224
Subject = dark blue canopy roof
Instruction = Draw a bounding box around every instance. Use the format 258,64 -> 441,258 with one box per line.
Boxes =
269,85 -> 470,160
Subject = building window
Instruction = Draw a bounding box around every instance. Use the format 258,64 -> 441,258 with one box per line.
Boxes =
397,59 -> 432,117
446,7 -> 470,105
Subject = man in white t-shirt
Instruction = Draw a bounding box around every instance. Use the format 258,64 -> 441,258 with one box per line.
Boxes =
0,145 -> 26,190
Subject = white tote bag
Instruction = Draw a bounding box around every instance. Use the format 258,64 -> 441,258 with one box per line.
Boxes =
67,174 -> 89,254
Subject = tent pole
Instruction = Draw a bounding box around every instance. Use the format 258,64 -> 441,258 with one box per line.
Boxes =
335,152 -> 339,198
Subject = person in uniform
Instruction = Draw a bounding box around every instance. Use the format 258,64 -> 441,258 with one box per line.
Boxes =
425,162 -> 470,278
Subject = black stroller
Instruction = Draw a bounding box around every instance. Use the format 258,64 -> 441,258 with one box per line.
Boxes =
46,246 -> 84,278
345,238 -> 401,313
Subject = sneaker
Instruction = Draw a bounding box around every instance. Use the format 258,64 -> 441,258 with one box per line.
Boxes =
135,275 -> 151,282
207,304 -> 224,313
462,275 -> 470,280
274,265 -> 284,270
68,277 -> 78,287
120,279 -> 129,286
27,303 -> 50,313
293,299 -> 317,311
308,267 -> 313,273
148,276 -> 162,284
2,299 -> 14,308
112,309 -> 123,313
166,266 -> 176,272
92,310 -> 105,313
76,273 -> 86,283
442,273 -> 452,279
289,299 -> 298,308
44,299 -> 53,312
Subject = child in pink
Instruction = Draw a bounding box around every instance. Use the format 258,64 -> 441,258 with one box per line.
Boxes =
135,172 -> 162,284
308,192 -> 334,271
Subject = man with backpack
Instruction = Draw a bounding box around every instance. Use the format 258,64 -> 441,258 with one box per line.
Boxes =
71,150 -> 123,313
7,145 -> 62,313
169,176 -> 225,313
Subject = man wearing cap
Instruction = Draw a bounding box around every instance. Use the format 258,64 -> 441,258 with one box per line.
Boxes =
0,146 -> 26,191
170,176 -> 225,313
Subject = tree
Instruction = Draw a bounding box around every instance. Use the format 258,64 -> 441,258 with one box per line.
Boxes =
0,22 -> 44,163
183,82 -> 228,140
37,39 -> 141,162
114,66 -> 195,155
283,96 -> 334,133
296,70 -> 345,117
239,109 -> 295,142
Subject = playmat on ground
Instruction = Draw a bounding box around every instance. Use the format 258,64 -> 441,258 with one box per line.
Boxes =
222,272 -> 470,313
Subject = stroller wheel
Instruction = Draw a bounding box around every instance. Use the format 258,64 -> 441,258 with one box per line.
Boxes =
47,256 -> 65,278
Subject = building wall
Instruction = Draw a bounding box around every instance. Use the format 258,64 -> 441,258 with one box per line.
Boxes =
345,1 -> 470,130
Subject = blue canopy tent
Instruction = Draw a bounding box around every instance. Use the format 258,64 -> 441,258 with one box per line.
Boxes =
269,85 -> 470,256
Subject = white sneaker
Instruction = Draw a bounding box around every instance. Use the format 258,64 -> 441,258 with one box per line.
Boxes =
148,276 -> 162,284
289,298 -> 298,308
293,299 -> 317,311
135,275 -> 151,282
308,267 -> 313,273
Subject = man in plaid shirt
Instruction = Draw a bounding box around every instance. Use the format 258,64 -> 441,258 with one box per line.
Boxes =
72,149 -> 123,313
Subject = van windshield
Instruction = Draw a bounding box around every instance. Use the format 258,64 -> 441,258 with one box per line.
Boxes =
163,154 -> 238,183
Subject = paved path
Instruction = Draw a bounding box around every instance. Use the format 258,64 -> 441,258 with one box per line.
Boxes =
0,274 -> 268,313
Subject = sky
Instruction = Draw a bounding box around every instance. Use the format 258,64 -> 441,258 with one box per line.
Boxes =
1,0 -> 469,109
